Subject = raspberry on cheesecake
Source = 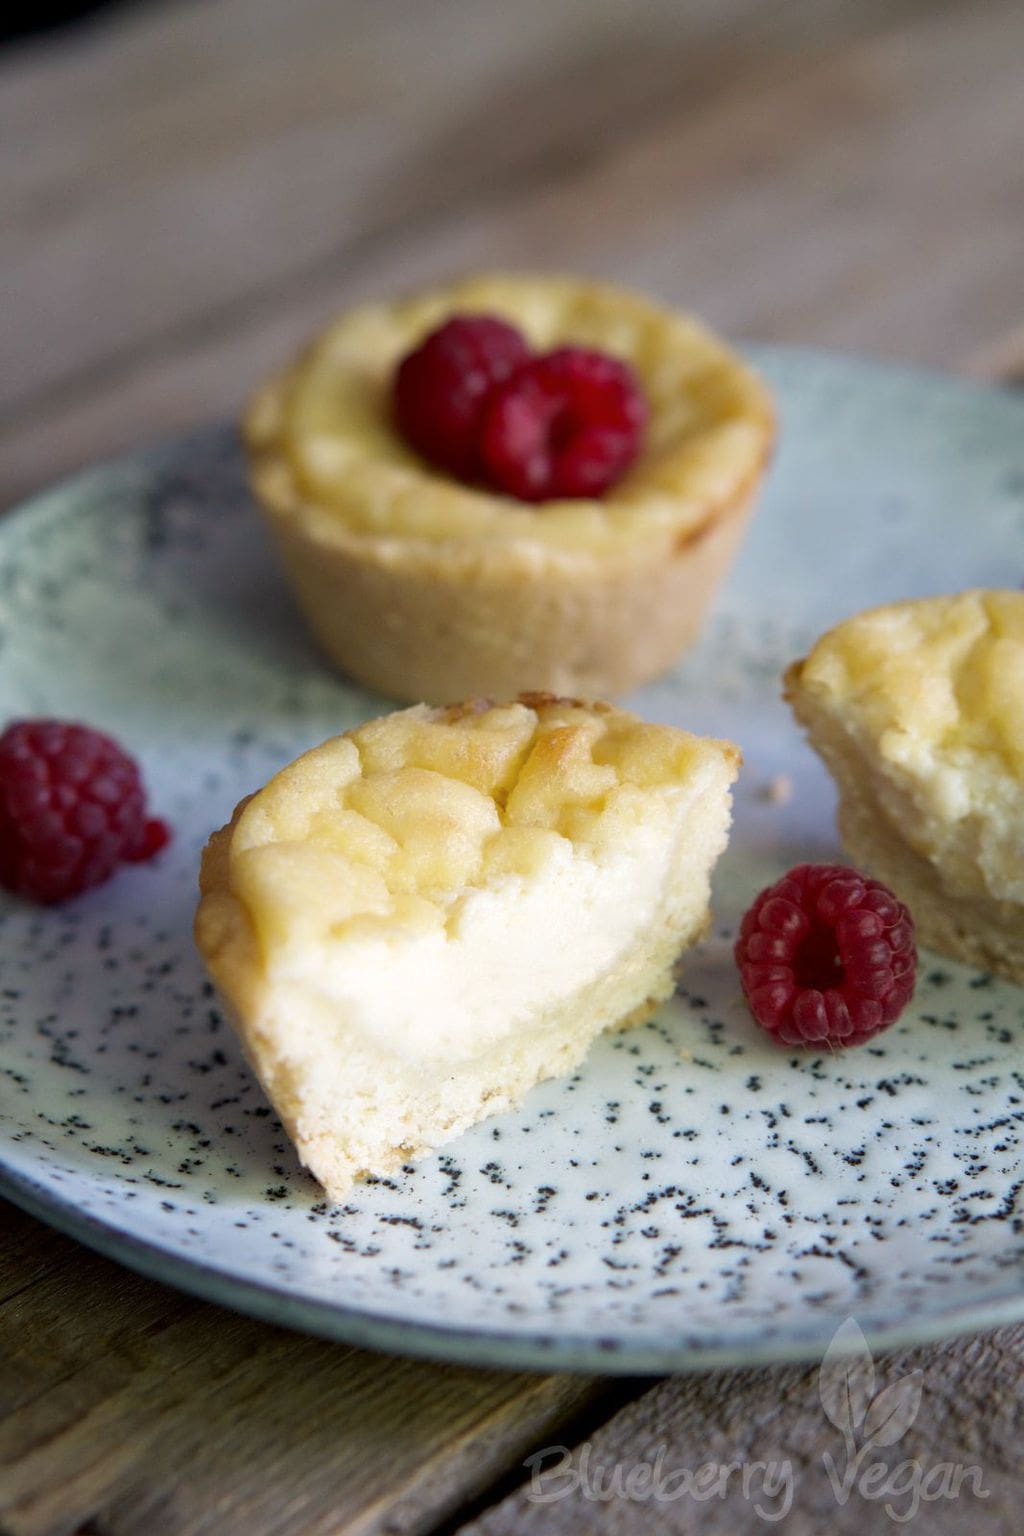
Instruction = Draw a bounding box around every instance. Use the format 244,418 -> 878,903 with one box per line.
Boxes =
393,314 -> 529,480
477,344 -> 647,502
244,273 -> 775,704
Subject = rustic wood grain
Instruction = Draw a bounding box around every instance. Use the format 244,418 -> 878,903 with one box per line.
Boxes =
0,0 -> 945,419
0,1204 -> 617,1536
459,1327 -> 1024,1534
1,0 -> 1022,508
0,0 -> 893,419
968,325 -> 1024,387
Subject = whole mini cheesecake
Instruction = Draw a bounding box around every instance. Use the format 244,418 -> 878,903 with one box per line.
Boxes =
786,590 -> 1024,985
245,274 -> 775,703
195,693 -> 739,1198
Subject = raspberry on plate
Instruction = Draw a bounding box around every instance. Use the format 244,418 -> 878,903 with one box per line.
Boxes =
479,346 -> 648,501
735,863 -> 917,1049
0,719 -> 170,905
393,314 -> 529,479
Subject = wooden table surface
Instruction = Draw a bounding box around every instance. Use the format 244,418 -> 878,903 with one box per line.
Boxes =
1,1 -> 1023,1531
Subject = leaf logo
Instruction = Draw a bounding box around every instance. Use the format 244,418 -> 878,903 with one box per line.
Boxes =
818,1318 -> 987,1515
819,1317 -> 925,1508
862,1372 -> 923,1447
819,1317 -> 875,1436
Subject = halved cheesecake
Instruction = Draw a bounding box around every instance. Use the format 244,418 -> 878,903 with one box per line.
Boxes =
195,693 -> 739,1198
786,590 -> 1024,984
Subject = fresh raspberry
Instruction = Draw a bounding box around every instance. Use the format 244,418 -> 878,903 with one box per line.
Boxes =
735,863 -> 917,1049
393,314 -> 530,479
479,346 -> 647,501
0,719 -> 170,905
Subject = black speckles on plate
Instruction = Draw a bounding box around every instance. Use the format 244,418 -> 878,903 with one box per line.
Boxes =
1,354 -> 1024,1373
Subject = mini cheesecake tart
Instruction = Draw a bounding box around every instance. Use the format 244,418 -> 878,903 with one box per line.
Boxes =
786,590 -> 1024,985
245,273 -> 775,703
195,693 -> 739,1199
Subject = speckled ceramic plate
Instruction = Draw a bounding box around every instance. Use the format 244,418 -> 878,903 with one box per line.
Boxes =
1,349 -> 1023,1373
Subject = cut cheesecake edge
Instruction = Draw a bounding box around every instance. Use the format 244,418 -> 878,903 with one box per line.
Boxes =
195,697 -> 740,1201
785,634 -> 1024,987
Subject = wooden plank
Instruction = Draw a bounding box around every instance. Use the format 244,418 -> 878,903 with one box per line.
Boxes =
0,0 -> 953,423
0,1202 -> 616,1536
1,0 -> 1021,509
460,1326 -> 1024,1534
968,324 -> 1024,386
0,0 -> 778,416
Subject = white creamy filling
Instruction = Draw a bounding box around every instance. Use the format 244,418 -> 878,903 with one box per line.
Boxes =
876,737 -> 1024,903
268,803 -> 685,1063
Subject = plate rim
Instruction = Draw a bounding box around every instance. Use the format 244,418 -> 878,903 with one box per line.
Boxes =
5,1160 -> 1024,1374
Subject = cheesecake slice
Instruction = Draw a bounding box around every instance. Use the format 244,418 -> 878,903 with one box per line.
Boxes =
786,590 -> 1024,985
244,272 -> 775,703
195,693 -> 739,1199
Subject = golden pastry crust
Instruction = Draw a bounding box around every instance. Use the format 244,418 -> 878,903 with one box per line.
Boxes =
201,692 -> 739,966
245,274 -> 775,702
786,591 -> 1024,984
787,589 -> 1024,775
195,693 -> 740,1197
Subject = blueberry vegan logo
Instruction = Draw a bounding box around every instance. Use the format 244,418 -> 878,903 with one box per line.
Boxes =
818,1318 -> 989,1523
523,1318 -> 992,1523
